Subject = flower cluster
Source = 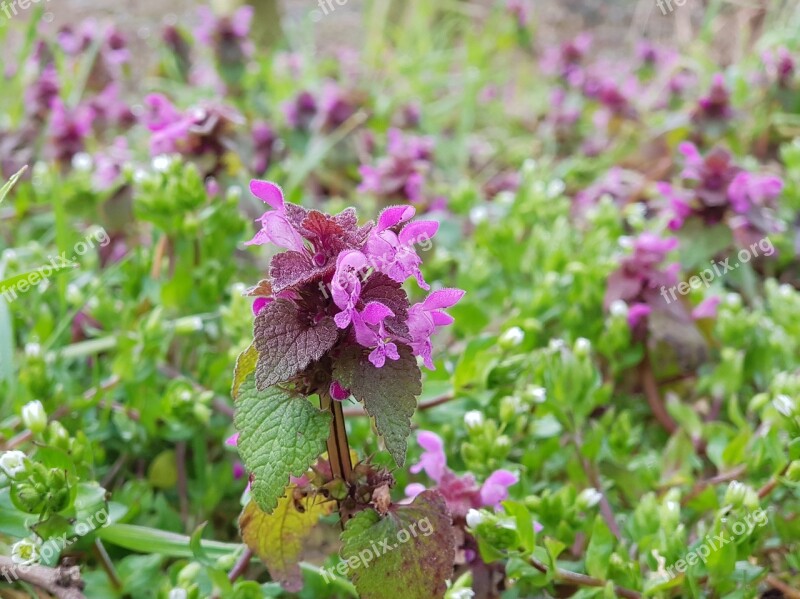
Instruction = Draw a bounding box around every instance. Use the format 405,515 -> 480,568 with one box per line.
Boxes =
405,431 -> 518,518
245,180 -> 463,392
657,142 -> 783,233
358,129 -> 436,204
604,233 -> 681,328
142,94 -> 243,174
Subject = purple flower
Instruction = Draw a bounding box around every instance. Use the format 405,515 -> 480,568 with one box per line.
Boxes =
48,98 -> 93,164
195,5 -> 254,69
479,469 -> 519,509
353,302 -> 400,368
693,73 -> 733,123
92,137 -> 130,191
358,129 -> 435,204
604,233 -> 680,327
88,83 -> 136,130
284,91 -> 318,131
506,0 -> 532,27
406,289 -> 464,369
540,33 -> 592,84
329,381 -> 351,401
407,431 -> 519,517
252,121 -> 279,175
318,81 -> 358,132
691,296 -> 721,320
727,172 -> 783,213
763,47 -> 795,88
331,250 -> 368,328
409,431 -> 448,482
245,180 -> 306,252
24,65 -> 59,122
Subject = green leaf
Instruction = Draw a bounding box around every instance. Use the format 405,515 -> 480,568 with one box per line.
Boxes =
240,489 -> 334,592
232,343 -> 258,399
233,376 -> 330,513
333,344 -> 421,467
502,500 -> 536,553
190,521 -> 215,567
0,165 -> 27,204
0,262 -> 79,297
585,515 -> 615,578
340,490 -> 455,599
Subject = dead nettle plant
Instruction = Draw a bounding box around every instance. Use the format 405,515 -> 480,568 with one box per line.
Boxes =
229,180 -> 464,598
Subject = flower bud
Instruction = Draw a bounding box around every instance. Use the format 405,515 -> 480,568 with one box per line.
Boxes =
466,508 -> 485,529
786,461 -> 800,483
574,337 -> 592,357
464,410 -> 484,431
577,488 -> 603,510
498,326 -> 524,349
21,400 -> 47,435
774,394 -> 795,418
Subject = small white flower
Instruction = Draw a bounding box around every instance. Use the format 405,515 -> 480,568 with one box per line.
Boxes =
469,205 -> 489,225
11,538 -> 39,566
152,155 -> 172,172
466,509 -> 485,529
168,589 -> 188,599
464,410 -> 484,430
774,394 -> 795,418
71,152 -> 93,172
528,386 -> 547,404
725,293 -> 742,308
575,337 -> 592,355
618,236 -> 633,249
578,488 -> 603,509
0,451 -> 27,478
609,300 -> 628,317
499,326 -> 524,347
779,284 -> 793,297
24,342 -> 41,358
548,338 -> 566,351
449,589 -> 476,599
21,400 -> 47,434
547,179 -> 566,197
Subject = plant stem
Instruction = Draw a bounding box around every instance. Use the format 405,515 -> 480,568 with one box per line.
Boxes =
321,390 -> 353,484
528,557 -> 641,599
0,556 -> 86,599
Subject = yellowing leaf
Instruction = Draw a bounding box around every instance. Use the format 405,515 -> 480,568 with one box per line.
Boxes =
232,343 -> 258,400
240,489 -> 334,592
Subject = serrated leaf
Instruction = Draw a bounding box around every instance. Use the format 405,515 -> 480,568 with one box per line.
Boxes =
240,490 -> 334,592
253,299 -> 339,389
333,344 -> 421,466
340,490 -> 454,599
232,343 -> 258,399
234,377 -> 331,513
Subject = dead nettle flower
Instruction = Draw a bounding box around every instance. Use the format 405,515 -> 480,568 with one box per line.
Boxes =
161,23 -> 193,77
540,33 -> 593,87
92,136 -> 131,191
657,142 -> 783,232
251,121 -> 280,176
358,128 -> 436,204
763,47 -> 796,89
604,233 -> 681,329
195,6 -> 254,65
142,94 -> 243,174
24,64 -> 59,122
87,83 -> 136,131
692,73 -> 734,125
244,180 -> 463,387
56,20 -> 130,88
405,431 -> 518,519
283,90 -> 318,132
47,98 -> 93,165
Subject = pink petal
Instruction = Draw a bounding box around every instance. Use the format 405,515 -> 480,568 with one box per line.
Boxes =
225,433 -> 239,447
422,288 -> 466,311
360,301 -> 394,325
399,220 -> 439,246
692,295 -> 721,320
377,205 -> 416,232
431,311 -> 454,326
252,297 -> 270,315
480,469 -> 519,508
405,483 -> 427,499
249,180 -> 285,211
